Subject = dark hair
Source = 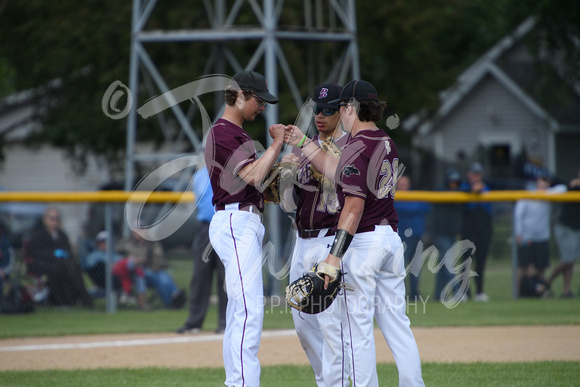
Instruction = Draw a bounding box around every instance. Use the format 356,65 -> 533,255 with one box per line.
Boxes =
357,100 -> 387,122
224,88 -> 252,106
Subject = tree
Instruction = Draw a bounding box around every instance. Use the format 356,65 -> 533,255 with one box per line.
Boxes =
524,0 -> 580,84
355,0 -> 580,145
0,1 -> 133,174
0,1 -> 578,174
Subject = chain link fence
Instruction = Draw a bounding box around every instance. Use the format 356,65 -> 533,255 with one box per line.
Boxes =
1,190 -> 579,314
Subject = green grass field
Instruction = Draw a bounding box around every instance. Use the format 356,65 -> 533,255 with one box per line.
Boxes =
1,362 -> 578,386
1,257 -> 579,386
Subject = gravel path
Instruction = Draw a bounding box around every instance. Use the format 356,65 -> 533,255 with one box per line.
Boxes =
0,326 -> 579,371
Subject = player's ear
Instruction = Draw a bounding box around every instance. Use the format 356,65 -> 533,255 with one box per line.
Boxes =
235,90 -> 245,109
348,99 -> 360,114
344,103 -> 356,118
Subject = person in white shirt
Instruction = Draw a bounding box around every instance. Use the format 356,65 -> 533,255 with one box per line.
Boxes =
514,175 -> 566,296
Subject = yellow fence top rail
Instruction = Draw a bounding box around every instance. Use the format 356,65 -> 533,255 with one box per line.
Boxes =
0,190 -> 579,203
396,191 -> 580,203
0,191 -> 194,203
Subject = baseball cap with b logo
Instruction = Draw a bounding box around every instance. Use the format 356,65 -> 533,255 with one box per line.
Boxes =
313,83 -> 342,109
231,70 -> 279,104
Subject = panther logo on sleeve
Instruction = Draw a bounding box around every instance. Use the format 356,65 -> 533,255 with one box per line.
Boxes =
343,165 -> 360,178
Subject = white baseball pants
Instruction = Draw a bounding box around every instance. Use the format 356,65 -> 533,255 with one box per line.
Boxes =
209,207 -> 265,387
341,225 -> 424,387
289,229 -> 351,387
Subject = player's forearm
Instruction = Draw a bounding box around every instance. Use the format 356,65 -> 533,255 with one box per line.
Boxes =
323,197 -> 363,285
239,138 -> 284,186
288,125 -> 338,180
336,196 -> 364,235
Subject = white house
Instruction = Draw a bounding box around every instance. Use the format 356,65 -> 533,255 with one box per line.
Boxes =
403,18 -> 580,186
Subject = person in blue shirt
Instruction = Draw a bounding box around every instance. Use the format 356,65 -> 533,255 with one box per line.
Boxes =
177,165 -> 227,334
428,168 -> 465,302
460,162 -> 493,302
84,231 -> 122,296
394,175 -> 430,299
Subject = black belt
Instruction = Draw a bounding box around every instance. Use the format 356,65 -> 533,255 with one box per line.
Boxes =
297,228 -> 335,239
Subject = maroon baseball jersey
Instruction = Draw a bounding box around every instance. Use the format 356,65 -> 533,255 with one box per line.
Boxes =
205,118 -> 264,212
335,129 -> 399,233
292,133 -> 349,231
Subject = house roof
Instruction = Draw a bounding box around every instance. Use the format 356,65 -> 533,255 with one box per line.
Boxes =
403,17 -> 580,136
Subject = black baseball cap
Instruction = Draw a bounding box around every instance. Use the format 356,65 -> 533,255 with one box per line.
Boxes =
330,79 -> 379,103
312,83 -> 342,109
231,70 -> 279,104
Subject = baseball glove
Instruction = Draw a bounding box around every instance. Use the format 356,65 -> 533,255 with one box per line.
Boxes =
263,161 -> 298,203
285,262 -> 352,314
309,138 -> 342,192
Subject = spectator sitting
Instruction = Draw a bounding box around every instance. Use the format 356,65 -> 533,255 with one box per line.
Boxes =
116,230 -> 185,309
112,251 -> 149,310
394,175 -> 430,300
84,231 -> 122,297
26,207 -> 93,307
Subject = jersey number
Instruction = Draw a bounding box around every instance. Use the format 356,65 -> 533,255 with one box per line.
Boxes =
316,189 -> 339,214
378,158 -> 398,199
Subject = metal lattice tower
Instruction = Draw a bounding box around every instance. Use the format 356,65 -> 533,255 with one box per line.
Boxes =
124,0 -> 360,261
125,0 -> 359,188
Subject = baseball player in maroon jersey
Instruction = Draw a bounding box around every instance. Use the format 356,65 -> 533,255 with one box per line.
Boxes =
327,80 -> 424,386
280,83 -> 351,386
286,80 -> 424,386
205,70 -> 287,387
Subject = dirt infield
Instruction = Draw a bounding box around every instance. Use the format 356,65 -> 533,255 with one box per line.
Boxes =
0,325 -> 579,371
